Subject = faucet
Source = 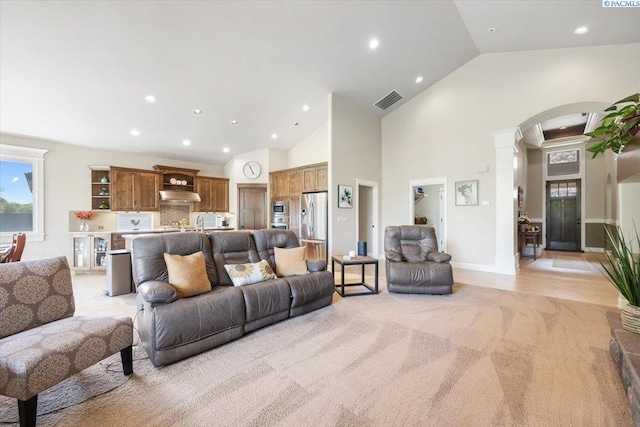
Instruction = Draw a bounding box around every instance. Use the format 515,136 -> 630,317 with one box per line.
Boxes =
196,215 -> 204,232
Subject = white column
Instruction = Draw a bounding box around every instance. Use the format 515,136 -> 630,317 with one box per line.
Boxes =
492,128 -> 522,275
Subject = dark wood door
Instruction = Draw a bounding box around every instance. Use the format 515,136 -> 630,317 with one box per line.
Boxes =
546,179 -> 581,251
238,186 -> 267,230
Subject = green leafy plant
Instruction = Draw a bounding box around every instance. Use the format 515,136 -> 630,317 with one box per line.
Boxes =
596,225 -> 640,306
586,93 -> 640,158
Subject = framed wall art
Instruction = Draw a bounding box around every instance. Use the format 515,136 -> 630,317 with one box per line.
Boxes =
338,185 -> 352,208
455,180 -> 478,206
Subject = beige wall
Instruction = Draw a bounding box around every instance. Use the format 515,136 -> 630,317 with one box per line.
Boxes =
526,149 -> 543,218
381,43 -> 640,269
288,123 -> 328,169
1,133 -> 224,260
329,93 -> 381,256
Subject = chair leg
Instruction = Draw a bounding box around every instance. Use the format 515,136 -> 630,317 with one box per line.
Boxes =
121,345 -> 133,375
18,395 -> 37,427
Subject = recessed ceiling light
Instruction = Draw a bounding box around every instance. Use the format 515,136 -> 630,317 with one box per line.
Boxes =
415,76 -> 424,83
488,28 -> 496,34
193,109 -> 202,115
230,120 -> 238,126
369,38 -> 379,50
574,26 -> 588,35
223,147 -> 230,153
130,129 -> 140,136
182,139 -> 191,146
144,95 -> 156,103
271,133 -> 278,139
302,104 -> 310,112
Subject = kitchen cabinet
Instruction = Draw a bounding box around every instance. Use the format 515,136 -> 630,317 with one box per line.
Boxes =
110,167 -> 160,211
195,176 -> 229,212
302,163 -> 328,192
72,233 -> 110,271
288,169 -> 302,236
270,171 -> 290,200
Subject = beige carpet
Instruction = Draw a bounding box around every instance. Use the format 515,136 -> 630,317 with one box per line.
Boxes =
1,284 -> 631,426
552,255 -> 593,271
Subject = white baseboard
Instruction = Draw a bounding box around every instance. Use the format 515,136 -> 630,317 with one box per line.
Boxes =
584,246 -> 605,253
451,261 -> 504,274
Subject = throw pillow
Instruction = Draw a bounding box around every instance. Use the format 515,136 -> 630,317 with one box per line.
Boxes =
274,246 -> 309,277
163,251 -> 212,298
224,260 -> 277,286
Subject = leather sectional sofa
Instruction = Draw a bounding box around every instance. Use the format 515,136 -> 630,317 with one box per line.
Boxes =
131,229 -> 335,366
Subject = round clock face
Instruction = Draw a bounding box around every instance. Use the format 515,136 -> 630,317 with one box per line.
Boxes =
243,161 -> 261,179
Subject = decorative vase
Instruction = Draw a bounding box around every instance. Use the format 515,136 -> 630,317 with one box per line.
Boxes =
80,222 -> 89,232
621,304 -> 640,334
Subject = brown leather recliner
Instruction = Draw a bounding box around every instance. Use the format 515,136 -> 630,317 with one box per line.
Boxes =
384,225 -> 453,294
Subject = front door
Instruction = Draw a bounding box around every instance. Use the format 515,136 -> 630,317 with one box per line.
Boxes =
546,179 -> 581,251
237,185 -> 267,230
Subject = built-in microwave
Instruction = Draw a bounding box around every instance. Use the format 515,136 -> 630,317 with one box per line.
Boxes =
272,201 -> 289,217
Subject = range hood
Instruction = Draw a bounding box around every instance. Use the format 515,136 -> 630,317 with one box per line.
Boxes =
159,190 -> 201,202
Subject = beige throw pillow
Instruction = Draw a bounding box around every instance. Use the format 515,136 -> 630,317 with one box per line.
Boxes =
164,251 -> 212,298
274,246 -> 309,277
224,260 -> 277,286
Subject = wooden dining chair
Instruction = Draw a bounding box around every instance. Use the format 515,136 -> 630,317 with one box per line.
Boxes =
0,233 -> 26,263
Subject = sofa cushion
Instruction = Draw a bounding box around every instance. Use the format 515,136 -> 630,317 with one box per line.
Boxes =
224,260 -> 277,286
209,231 -> 261,286
150,286 -> 245,351
0,315 -> 132,401
285,271 -> 335,310
238,278 -> 291,323
132,232 -> 218,288
274,247 -> 309,277
0,256 -> 75,339
252,229 -> 300,270
164,252 -> 212,298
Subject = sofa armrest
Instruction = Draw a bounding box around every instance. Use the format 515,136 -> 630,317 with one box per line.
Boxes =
138,281 -> 178,305
426,252 -> 452,263
306,259 -> 327,272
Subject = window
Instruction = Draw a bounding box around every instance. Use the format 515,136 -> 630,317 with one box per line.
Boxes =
547,149 -> 580,176
0,144 -> 48,241
549,181 -> 577,199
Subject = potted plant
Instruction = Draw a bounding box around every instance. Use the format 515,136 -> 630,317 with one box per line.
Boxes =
586,93 -> 640,158
596,226 -> 640,333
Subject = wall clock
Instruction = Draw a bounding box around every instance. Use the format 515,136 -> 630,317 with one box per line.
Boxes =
243,161 -> 261,179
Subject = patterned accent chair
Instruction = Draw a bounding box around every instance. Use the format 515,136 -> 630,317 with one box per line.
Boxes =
384,225 -> 454,294
0,256 -> 133,427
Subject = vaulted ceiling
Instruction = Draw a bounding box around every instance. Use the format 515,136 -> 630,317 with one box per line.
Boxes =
1,1 -> 639,164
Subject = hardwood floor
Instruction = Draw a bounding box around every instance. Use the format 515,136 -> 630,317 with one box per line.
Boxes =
70,249 -> 620,319
454,250 -> 619,307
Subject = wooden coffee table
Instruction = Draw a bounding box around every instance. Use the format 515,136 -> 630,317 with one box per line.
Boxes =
331,255 -> 379,297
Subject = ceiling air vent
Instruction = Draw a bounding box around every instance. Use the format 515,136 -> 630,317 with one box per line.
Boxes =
374,90 -> 403,111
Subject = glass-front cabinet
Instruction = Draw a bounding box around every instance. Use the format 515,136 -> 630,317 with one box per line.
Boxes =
72,233 -> 110,271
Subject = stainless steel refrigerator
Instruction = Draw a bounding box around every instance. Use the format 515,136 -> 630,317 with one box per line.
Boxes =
300,192 -> 328,263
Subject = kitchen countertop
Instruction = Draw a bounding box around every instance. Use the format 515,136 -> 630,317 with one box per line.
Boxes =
70,227 -> 235,235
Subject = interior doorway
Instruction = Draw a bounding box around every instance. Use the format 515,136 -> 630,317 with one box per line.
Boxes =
356,179 -> 379,257
237,185 -> 267,230
546,179 -> 581,251
409,177 -> 447,252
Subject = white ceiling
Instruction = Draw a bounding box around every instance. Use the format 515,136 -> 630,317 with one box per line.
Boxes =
1,1 -> 639,165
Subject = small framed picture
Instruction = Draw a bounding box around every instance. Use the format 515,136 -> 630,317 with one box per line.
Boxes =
455,180 -> 478,206
338,185 -> 353,208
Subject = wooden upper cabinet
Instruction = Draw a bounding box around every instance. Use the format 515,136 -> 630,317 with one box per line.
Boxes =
195,177 -> 229,212
270,171 -> 290,200
110,167 -> 160,211
135,171 -> 160,211
302,164 -> 327,192
211,179 -> 229,212
315,164 -> 328,191
289,169 -> 301,195
110,168 -> 135,211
